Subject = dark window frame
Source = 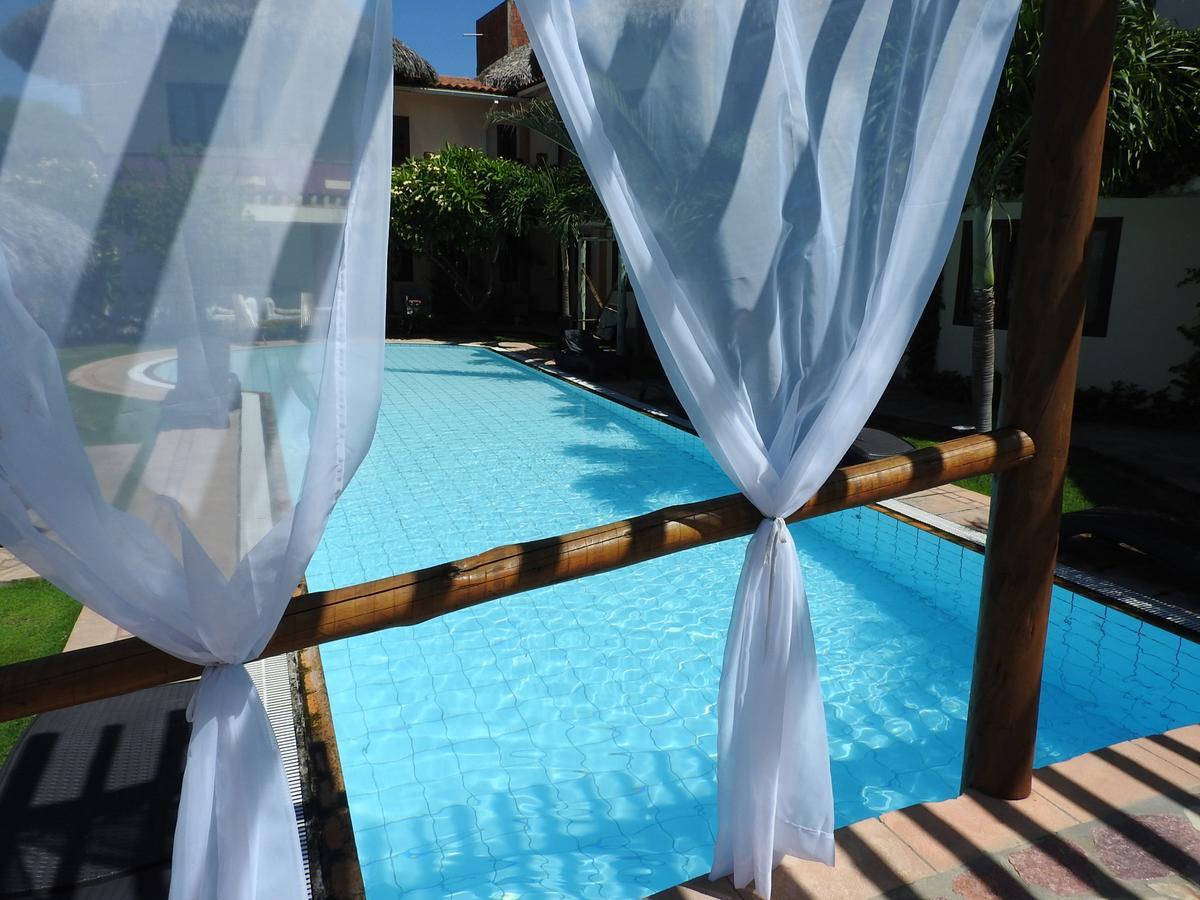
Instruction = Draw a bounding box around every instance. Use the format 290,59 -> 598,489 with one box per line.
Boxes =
389,240 -> 414,283
496,124 -> 518,161
167,82 -> 228,147
952,216 -> 1122,338
166,82 -> 258,148
392,115 -> 411,164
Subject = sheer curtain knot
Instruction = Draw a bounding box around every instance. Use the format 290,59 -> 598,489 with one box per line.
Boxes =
186,662 -> 243,723
761,515 -> 791,570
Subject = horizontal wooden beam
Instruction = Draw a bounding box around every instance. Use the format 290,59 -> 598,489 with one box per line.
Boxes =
0,429 -> 1033,722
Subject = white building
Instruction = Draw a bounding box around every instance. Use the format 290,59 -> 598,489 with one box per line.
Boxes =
937,196 -> 1200,392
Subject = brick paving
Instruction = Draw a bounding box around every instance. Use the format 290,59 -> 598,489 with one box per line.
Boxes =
653,726 -> 1200,900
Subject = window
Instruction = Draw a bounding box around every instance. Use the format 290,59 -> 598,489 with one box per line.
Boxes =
496,124 -> 518,161
389,239 -> 414,282
167,83 -> 256,147
393,115 -> 411,164
953,217 -> 1122,337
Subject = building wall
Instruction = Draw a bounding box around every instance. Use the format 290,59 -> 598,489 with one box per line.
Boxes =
1155,0 -> 1200,28
393,88 -> 497,157
936,196 -> 1200,391
389,80 -> 624,327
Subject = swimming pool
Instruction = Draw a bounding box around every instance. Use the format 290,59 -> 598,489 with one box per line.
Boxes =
311,344 -> 1200,899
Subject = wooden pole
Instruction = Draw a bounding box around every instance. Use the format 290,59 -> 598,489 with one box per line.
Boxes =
0,430 -> 1033,722
577,237 -> 587,329
615,247 -> 628,357
962,0 -> 1118,798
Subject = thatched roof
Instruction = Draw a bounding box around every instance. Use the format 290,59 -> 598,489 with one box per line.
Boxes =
0,0 -> 259,72
0,189 -> 92,303
478,44 -> 542,93
393,39 -> 438,86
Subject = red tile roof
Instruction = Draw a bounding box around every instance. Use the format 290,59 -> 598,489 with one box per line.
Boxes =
434,75 -> 509,95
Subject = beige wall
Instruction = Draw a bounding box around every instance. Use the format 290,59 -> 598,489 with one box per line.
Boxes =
392,84 -> 575,319
392,87 -> 502,304
937,196 -> 1200,392
394,87 -> 499,157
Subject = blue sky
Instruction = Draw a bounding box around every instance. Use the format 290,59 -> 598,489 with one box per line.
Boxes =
393,0 -> 501,78
0,2 -> 497,105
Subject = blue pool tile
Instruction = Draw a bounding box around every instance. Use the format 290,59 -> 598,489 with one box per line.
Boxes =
313,345 -> 1200,900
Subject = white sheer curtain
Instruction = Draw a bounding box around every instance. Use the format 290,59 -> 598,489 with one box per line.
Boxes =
0,0 -> 391,896
520,1 -> 1018,894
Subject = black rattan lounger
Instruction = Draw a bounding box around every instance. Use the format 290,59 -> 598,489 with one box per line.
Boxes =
840,428 -> 914,466
0,682 -> 195,899
1060,506 -> 1200,584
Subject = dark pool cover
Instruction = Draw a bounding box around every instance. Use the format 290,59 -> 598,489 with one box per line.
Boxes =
0,682 -> 194,899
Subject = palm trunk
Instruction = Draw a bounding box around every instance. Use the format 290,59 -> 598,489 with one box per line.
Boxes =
970,201 -> 996,433
615,246 -> 628,357
560,243 -> 571,320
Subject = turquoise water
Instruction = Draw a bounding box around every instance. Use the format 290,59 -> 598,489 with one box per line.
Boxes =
311,344 -> 1200,899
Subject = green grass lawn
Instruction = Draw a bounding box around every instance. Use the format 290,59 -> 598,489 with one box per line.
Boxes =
904,435 -> 1197,520
0,580 -> 81,765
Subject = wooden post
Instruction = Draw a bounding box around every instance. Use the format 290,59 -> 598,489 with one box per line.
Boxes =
577,237 -> 588,329
560,244 -> 571,320
962,0 -> 1118,798
615,246 -> 628,357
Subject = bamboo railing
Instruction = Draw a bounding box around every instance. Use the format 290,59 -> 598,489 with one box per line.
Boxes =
0,428 -> 1034,722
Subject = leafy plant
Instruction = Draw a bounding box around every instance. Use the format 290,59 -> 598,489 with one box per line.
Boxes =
489,98 -> 577,158
980,0 -> 1200,199
529,160 -> 607,248
390,146 -> 546,312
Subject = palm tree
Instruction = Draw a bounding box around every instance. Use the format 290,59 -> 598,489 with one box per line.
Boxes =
490,98 -> 576,158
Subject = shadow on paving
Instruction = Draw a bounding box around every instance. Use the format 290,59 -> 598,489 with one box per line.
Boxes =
652,730 -> 1200,899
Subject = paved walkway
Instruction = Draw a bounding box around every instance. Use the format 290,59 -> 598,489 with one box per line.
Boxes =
655,726 -> 1200,900
0,548 -> 37,583
896,484 -> 992,534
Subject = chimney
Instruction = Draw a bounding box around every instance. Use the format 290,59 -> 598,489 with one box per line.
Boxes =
476,0 -> 528,76
508,1 -> 529,51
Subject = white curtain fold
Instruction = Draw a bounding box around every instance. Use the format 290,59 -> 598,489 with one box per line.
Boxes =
519,0 -> 1019,894
0,0 -> 392,896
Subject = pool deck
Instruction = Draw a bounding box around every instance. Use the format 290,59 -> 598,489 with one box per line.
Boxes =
653,725 -> 1200,899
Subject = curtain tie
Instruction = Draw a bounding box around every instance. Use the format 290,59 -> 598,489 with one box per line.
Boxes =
762,516 -> 789,569
186,663 -> 235,723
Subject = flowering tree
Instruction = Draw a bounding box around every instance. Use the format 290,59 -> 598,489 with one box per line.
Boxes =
389,145 -> 544,312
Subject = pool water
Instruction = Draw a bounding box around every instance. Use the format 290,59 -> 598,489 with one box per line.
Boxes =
311,344 -> 1200,899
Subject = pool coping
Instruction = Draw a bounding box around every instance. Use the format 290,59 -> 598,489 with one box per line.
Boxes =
296,646 -> 367,900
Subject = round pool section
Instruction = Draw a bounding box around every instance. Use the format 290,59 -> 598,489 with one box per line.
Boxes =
308,344 -> 1200,899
